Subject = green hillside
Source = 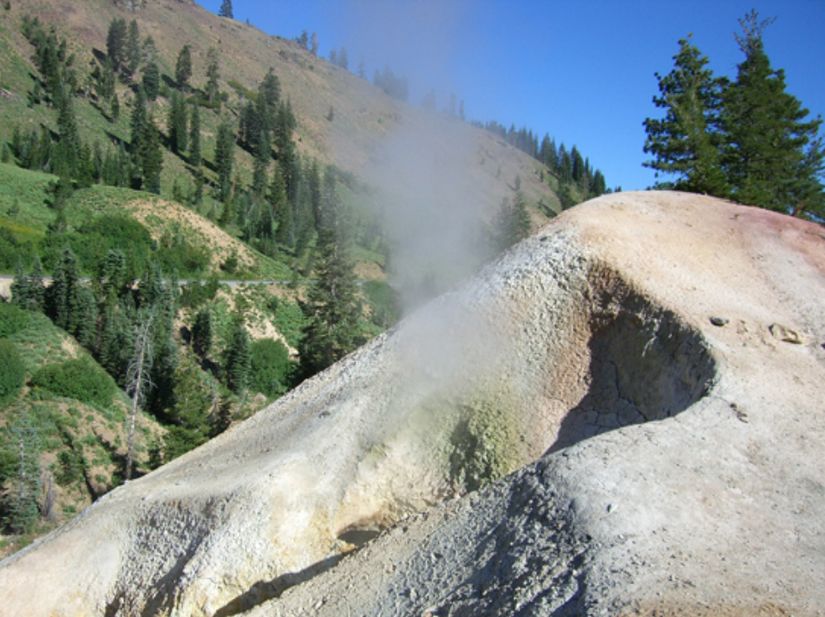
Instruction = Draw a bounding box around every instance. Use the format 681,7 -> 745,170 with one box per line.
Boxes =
0,301 -> 164,556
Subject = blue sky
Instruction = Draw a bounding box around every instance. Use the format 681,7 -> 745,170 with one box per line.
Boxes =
197,0 -> 825,191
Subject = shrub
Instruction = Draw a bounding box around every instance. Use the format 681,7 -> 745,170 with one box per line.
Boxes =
0,303 -> 31,337
31,357 -> 116,407
0,228 -> 37,271
0,339 -> 25,404
250,338 -> 291,398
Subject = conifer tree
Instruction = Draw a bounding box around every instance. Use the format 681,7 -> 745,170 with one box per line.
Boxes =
224,318 -> 251,393
72,286 -> 98,349
146,269 -> 178,415
299,167 -> 362,377
106,18 -> 127,73
53,94 -> 82,180
175,45 -> 192,90
29,257 -> 46,312
47,247 -> 80,332
168,91 -> 188,155
494,192 -> 531,252
252,127 -> 270,197
219,0 -> 234,19
141,115 -> 163,194
192,308 -> 212,359
126,19 -> 141,79
215,120 -> 235,202
110,93 -> 120,121
271,162 -> 294,247
643,36 -> 728,195
98,299 -> 135,385
720,11 -> 824,214
189,103 -> 201,168
130,87 -> 147,156
3,416 -> 41,534
10,261 -> 32,309
97,249 -> 128,304
205,47 -> 221,109
142,61 -> 159,101
259,68 -> 280,112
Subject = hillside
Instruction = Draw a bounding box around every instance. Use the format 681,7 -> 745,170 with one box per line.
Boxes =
1,192 -> 822,615
0,0 -> 565,227
0,162 -> 291,277
0,301 -> 164,558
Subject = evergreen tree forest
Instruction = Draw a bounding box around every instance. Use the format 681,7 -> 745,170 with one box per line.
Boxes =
644,12 -> 824,219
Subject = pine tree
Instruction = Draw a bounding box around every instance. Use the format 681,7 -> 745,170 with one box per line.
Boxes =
98,299 -> 135,386
27,257 -> 46,312
175,45 -> 192,90
205,48 -> 221,109
720,11 -> 824,214
260,69 -> 280,111
53,93 -> 82,180
494,192 -> 531,253
106,18 -> 127,73
167,91 -> 188,155
125,19 -> 141,79
192,308 -> 212,359
110,93 -> 120,121
299,167 -> 362,377
189,103 -> 201,168
219,0 -> 234,18
252,126 -> 270,197
2,416 -> 41,534
146,270 -> 178,415
47,246 -> 80,332
97,249 -> 128,304
10,261 -> 32,309
643,36 -> 728,195
224,318 -> 251,393
72,286 -> 98,349
141,115 -> 163,194
142,61 -> 159,101
130,87 -> 147,157
215,120 -> 235,202
271,162 -> 294,247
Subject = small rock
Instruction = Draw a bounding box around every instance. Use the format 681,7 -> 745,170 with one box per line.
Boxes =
710,316 -> 729,327
769,323 -> 804,344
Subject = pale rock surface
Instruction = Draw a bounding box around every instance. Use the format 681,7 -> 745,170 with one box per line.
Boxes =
1,191 -> 824,617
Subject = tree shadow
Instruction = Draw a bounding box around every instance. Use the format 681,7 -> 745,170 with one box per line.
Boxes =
213,553 -> 345,617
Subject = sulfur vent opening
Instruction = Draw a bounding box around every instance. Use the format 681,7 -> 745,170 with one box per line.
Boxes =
550,272 -> 717,452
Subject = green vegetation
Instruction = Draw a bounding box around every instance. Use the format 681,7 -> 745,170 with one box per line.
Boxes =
31,357 -> 116,407
0,339 -> 25,404
250,338 -> 292,398
644,11 -> 824,218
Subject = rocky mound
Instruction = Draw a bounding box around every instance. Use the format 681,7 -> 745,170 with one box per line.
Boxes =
1,191 -> 824,616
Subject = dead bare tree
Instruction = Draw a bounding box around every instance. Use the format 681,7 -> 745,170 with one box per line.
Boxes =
125,310 -> 154,481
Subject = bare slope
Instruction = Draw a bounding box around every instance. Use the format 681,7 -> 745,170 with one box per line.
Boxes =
1,192 -> 824,616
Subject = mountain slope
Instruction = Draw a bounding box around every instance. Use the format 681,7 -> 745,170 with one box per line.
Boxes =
1,192 -> 822,615
0,0 -> 559,219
